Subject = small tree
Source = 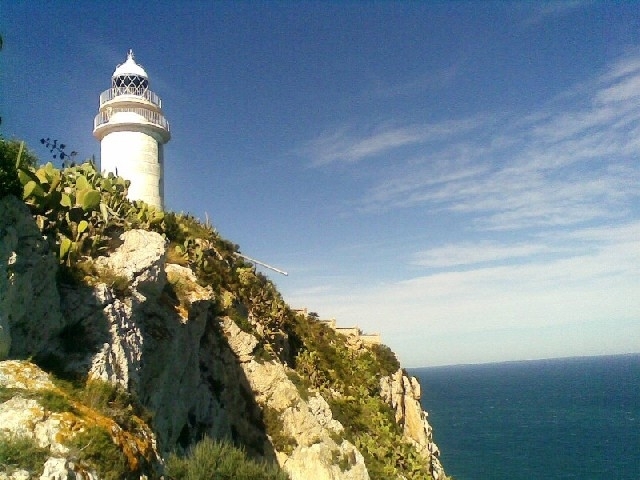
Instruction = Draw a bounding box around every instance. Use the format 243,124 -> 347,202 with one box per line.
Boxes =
1,137 -> 39,169
0,137 -> 38,198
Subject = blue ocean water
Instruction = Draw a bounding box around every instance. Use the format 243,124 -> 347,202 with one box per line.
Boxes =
411,354 -> 640,480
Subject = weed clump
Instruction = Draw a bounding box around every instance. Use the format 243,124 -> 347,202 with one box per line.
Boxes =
0,433 -> 48,475
166,435 -> 289,480
66,426 -> 132,480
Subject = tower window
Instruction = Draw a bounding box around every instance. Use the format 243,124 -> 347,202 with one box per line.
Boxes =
113,75 -> 149,95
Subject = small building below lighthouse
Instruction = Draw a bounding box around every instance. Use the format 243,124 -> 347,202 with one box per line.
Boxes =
93,50 -> 170,209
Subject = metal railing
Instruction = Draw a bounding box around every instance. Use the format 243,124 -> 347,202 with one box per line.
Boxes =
94,107 -> 170,131
99,88 -> 162,107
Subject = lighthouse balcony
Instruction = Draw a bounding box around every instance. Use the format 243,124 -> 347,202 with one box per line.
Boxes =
99,87 -> 162,108
94,107 -> 170,132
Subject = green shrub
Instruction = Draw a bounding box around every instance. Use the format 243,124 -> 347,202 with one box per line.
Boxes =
35,389 -> 76,413
78,379 -> 151,430
370,343 -> 401,376
0,386 -> 75,414
66,426 -> 132,480
284,306 -> 435,478
261,405 -> 297,455
0,137 -> 39,169
80,379 -> 129,412
34,374 -> 152,432
285,370 -> 310,401
0,138 -> 24,198
332,448 -> 354,473
0,386 -> 14,403
333,395 -> 434,479
93,265 -> 131,298
0,433 -> 48,475
229,305 -> 253,333
166,436 -> 289,480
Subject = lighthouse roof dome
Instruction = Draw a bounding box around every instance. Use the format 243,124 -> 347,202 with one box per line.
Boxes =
112,50 -> 148,79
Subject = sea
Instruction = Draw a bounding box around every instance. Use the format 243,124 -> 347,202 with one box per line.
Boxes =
410,354 -> 640,480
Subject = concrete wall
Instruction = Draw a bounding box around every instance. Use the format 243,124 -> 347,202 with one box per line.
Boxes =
101,130 -> 163,208
319,319 -> 336,329
299,307 -> 382,345
335,327 -> 360,337
359,334 -> 382,345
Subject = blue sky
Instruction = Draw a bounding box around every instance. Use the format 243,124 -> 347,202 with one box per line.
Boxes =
2,1 -> 639,366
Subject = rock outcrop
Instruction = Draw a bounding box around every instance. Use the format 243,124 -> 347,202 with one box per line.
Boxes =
58,230 -> 271,456
380,369 -> 445,480
1,191 -> 447,479
0,360 -> 160,479
0,196 -> 64,360
239,360 -> 369,480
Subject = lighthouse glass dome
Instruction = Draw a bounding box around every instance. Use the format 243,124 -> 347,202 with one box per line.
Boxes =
112,50 -> 150,95
93,50 -> 170,209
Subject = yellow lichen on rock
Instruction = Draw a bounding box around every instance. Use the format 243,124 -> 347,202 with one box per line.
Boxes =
0,360 -> 56,391
0,360 -> 160,477
166,263 -> 213,321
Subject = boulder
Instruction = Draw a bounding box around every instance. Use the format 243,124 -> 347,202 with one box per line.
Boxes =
40,457 -> 98,480
94,229 -> 167,296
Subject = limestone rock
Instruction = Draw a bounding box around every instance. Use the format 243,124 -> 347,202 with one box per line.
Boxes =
0,360 -> 56,390
0,195 -> 64,359
85,233 -> 194,392
0,470 -> 30,480
72,229 -> 370,477
241,360 -> 369,480
94,229 -> 167,296
380,369 -> 445,480
40,457 -> 98,480
0,196 -> 445,479
64,234 -> 265,456
307,394 -> 344,434
220,317 -> 258,362
0,360 -> 160,478
87,295 -> 145,390
281,441 -> 368,480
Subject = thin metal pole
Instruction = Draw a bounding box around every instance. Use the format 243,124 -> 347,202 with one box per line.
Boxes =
234,252 -> 288,276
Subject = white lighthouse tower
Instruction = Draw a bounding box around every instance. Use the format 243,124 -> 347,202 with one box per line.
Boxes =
93,50 -> 170,209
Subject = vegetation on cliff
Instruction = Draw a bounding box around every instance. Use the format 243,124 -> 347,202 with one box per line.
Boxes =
166,436 -> 289,480
0,361 -> 158,479
1,137 -> 443,479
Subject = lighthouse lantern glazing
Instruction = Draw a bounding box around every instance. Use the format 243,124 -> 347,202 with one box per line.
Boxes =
93,50 -> 170,209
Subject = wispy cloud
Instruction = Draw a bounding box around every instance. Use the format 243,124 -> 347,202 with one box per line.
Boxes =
291,56 -> 640,365
303,117 -> 483,166
287,221 -> 640,360
520,1 -> 592,27
304,55 -> 640,231
410,219 -> 640,271
411,242 -> 553,268
369,61 -> 464,99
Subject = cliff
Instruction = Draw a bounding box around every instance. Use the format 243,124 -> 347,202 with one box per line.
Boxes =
0,161 -> 446,479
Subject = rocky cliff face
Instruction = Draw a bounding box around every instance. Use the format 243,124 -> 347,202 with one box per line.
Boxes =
0,196 -> 64,360
0,360 -> 160,480
380,370 -> 445,480
0,193 -> 445,480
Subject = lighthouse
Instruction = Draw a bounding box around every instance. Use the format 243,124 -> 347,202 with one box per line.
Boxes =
93,50 -> 170,209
